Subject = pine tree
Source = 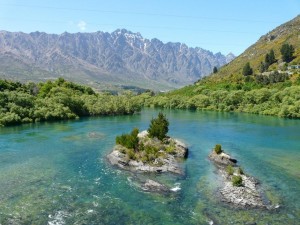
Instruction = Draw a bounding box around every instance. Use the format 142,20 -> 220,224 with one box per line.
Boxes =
213,66 -> 218,73
269,49 -> 276,64
263,49 -> 276,72
259,62 -> 266,73
148,112 -> 169,140
242,62 -> 253,76
265,53 -> 270,67
281,44 -> 294,63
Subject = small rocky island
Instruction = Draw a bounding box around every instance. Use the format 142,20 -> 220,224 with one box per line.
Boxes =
107,113 -> 188,192
209,144 -> 277,209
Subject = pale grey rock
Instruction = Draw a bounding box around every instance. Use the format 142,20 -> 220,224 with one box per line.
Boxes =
209,150 -> 237,166
141,179 -> 169,193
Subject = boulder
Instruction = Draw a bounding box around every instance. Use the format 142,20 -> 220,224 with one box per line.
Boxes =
209,150 -> 237,167
173,139 -> 189,158
141,179 -> 170,193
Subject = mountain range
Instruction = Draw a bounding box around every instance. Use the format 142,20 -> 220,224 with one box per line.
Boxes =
0,29 -> 234,91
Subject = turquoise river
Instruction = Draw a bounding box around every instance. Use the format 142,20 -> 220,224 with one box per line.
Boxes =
0,109 -> 299,224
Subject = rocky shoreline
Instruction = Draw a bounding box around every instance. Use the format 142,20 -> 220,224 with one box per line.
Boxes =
209,149 -> 278,209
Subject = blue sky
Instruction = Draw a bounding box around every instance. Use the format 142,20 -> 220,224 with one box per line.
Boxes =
0,0 -> 299,55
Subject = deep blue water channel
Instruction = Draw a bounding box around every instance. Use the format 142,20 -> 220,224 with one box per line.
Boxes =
0,109 -> 299,225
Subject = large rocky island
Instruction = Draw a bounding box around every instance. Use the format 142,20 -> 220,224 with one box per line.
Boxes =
107,113 -> 188,192
209,144 -> 278,209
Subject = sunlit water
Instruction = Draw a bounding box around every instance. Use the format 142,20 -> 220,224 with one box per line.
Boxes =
0,109 -> 299,225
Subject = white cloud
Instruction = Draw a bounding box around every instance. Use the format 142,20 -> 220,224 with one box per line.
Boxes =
77,21 -> 87,31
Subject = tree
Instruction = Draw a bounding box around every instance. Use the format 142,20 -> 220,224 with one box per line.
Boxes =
280,43 -> 294,63
148,112 -> 169,140
262,49 -> 276,73
268,49 -> 276,64
259,62 -> 267,73
242,62 -> 253,76
265,53 -> 270,67
213,66 -> 218,74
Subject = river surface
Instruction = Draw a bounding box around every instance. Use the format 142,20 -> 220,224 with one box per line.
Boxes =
0,109 -> 299,225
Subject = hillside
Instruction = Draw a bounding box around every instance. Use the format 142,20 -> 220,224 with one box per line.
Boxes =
0,29 -> 233,92
209,15 -> 300,83
145,15 -> 300,118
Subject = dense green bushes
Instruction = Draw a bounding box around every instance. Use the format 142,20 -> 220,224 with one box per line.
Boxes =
116,128 -> 139,150
0,78 -> 142,126
1,72 -> 299,127
144,83 -> 300,118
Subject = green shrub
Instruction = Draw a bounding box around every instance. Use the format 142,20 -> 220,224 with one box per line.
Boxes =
144,145 -> 159,155
165,143 -> 176,154
126,149 -> 136,160
141,155 -> 148,163
238,167 -> 244,175
148,112 -> 169,141
116,128 -> 139,150
214,144 -> 222,154
232,175 -> 243,187
226,165 -> 234,175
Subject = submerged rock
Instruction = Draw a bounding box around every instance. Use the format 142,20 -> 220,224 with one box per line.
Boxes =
141,179 -> 170,193
209,149 -> 274,209
88,132 -> 105,139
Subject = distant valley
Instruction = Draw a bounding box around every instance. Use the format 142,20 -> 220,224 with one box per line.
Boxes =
0,29 -> 234,91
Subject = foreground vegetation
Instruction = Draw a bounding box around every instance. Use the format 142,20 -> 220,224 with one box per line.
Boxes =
0,78 -> 142,126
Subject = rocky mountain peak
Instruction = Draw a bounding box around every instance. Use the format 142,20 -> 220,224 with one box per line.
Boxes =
0,29 -> 235,90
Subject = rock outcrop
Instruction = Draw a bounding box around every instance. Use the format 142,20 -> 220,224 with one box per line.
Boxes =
107,131 -> 188,175
209,149 -> 275,209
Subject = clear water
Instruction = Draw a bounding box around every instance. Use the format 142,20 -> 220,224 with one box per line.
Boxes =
0,109 -> 299,225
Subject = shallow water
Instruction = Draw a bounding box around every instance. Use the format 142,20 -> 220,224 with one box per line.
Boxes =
0,109 -> 299,225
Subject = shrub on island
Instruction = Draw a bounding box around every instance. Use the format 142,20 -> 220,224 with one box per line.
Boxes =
238,167 -> 244,175
232,175 -> 243,187
116,128 -> 139,150
214,144 -> 222,154
226,164 -> 234,175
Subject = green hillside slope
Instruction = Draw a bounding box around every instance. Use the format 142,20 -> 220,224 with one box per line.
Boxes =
211,15 -> 300,83
145,15 -> 300,118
